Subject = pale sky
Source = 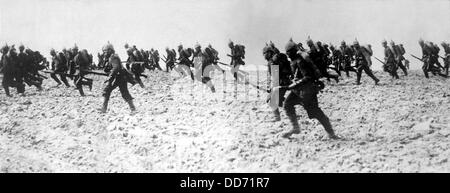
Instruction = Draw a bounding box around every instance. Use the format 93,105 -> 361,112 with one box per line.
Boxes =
1,0 -> 449,70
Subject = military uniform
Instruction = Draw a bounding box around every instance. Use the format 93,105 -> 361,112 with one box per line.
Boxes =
339,43 -> 357,77
383,43 -> 399,79
391,43 -> 408,76
281,40 -> 337,139
101,48 -> 135,113
353,42 -> 379,85
50,51 -> 70,87
1,47 -> 25,96
73,50 -> 93,96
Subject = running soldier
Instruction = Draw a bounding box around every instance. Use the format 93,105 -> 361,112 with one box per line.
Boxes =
280,39 -> 338,139
353,40 -> 379,85
100,42 -> 136,113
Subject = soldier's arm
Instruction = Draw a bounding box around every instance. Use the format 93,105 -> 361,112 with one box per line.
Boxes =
288,62 -> 313,90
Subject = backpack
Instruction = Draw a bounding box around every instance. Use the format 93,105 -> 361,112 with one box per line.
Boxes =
58,52 -> 67,66
399,45 -> 406,55
235,44 -> 245,57
362,44 -> 373,56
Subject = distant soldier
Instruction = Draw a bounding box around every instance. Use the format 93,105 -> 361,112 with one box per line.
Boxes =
418,39 -> 442,78
206,44 -> 225,73
339,41 -> 357,77
228,40 -> 246,82
353,40 -> 379,85
1,45 -> 25,96
165,47 -> 176,72
329,45 -> 343,76
151,49 -> 162,71
126,48 -> 145,88
176,44 -> 195,81
306,38 -> 339,83
279,39 -> 338,139
49,49 -> 71,87
382,40 -> 399,79
22,48 -> 44,90
100,42 -> 136,113
390,41 -> 408,76
441,42 -> 450,76
73,49 -> 94,96
263,43 -> 292,122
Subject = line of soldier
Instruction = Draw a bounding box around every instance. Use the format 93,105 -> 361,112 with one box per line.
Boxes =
0,44 -> 48,96
263,37 -> 449,139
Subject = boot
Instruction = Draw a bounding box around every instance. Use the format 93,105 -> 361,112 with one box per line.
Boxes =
127,100 -> 136,112
99,97 -> 109,113
88,80 -> 93,91
282,113 -> 300,138
210,86 -> 216,93
4,87 -> 11,97
272,109 -> 281,122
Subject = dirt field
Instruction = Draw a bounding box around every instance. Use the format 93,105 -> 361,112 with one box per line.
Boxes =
0,68 -> 449,172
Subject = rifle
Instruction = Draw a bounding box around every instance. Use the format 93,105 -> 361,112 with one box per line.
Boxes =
410,54 -> 424,62
41,70 -> 76,78
121,61 -> 146,64
374,57 -> 386,65
85,70 -> 108,76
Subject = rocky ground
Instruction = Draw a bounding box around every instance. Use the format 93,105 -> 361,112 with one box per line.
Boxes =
0,67 -> 449,172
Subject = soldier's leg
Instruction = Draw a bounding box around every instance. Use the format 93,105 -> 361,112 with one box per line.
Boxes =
59,74 -> 70,87
2,74 -> 12,96
303,94 -> 336,138
50,73 -> 62,85
363,65 -> 380,83
100,82 -> 117,113
118,81 -> 135,112
282,91 -> 302,138
134,72 -> 144,88
356,67 -> 363,85
422,62 -> 429,78
398,61 -> 408,76
15,72 -> 25,94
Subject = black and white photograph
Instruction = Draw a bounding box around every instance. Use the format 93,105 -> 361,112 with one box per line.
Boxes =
0,0 -> 449,176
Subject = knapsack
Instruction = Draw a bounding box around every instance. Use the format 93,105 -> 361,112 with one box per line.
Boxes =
235,44 -> 245,57
58,52 -> 66,65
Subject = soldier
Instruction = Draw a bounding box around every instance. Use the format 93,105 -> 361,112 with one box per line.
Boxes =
306,38 -> 339,83
1,45 -> 25,96
73,49 -> 93,96
151,49 -> 162,71
67,45 -> 78,76
126,48 -> 145,88
22,48 -> 44,90
263,43 -> 292,122
390,41 -> 408,76
418,39 -> 442,78
49,49 -> 71,87
177,44 -> 195,81
279,39 -> 338,139
339,41 -> 357,77
165,47 -> 176,72
329,45 -> 342,76
353,40 -> 379,85
206,44 -> 225,73
382,40 -> 399,79
228,40 -> 246,82
442,42 -> 450,76
100,42 -> 136,113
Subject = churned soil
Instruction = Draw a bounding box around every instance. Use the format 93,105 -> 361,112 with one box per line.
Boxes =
0,68 -> 449,172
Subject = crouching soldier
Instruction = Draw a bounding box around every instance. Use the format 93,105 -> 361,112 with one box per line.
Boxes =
100,43 -> 136,113
279,39 -> 339,139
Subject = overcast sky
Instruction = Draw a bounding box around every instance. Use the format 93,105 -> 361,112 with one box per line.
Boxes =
1,0 -> 449,70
